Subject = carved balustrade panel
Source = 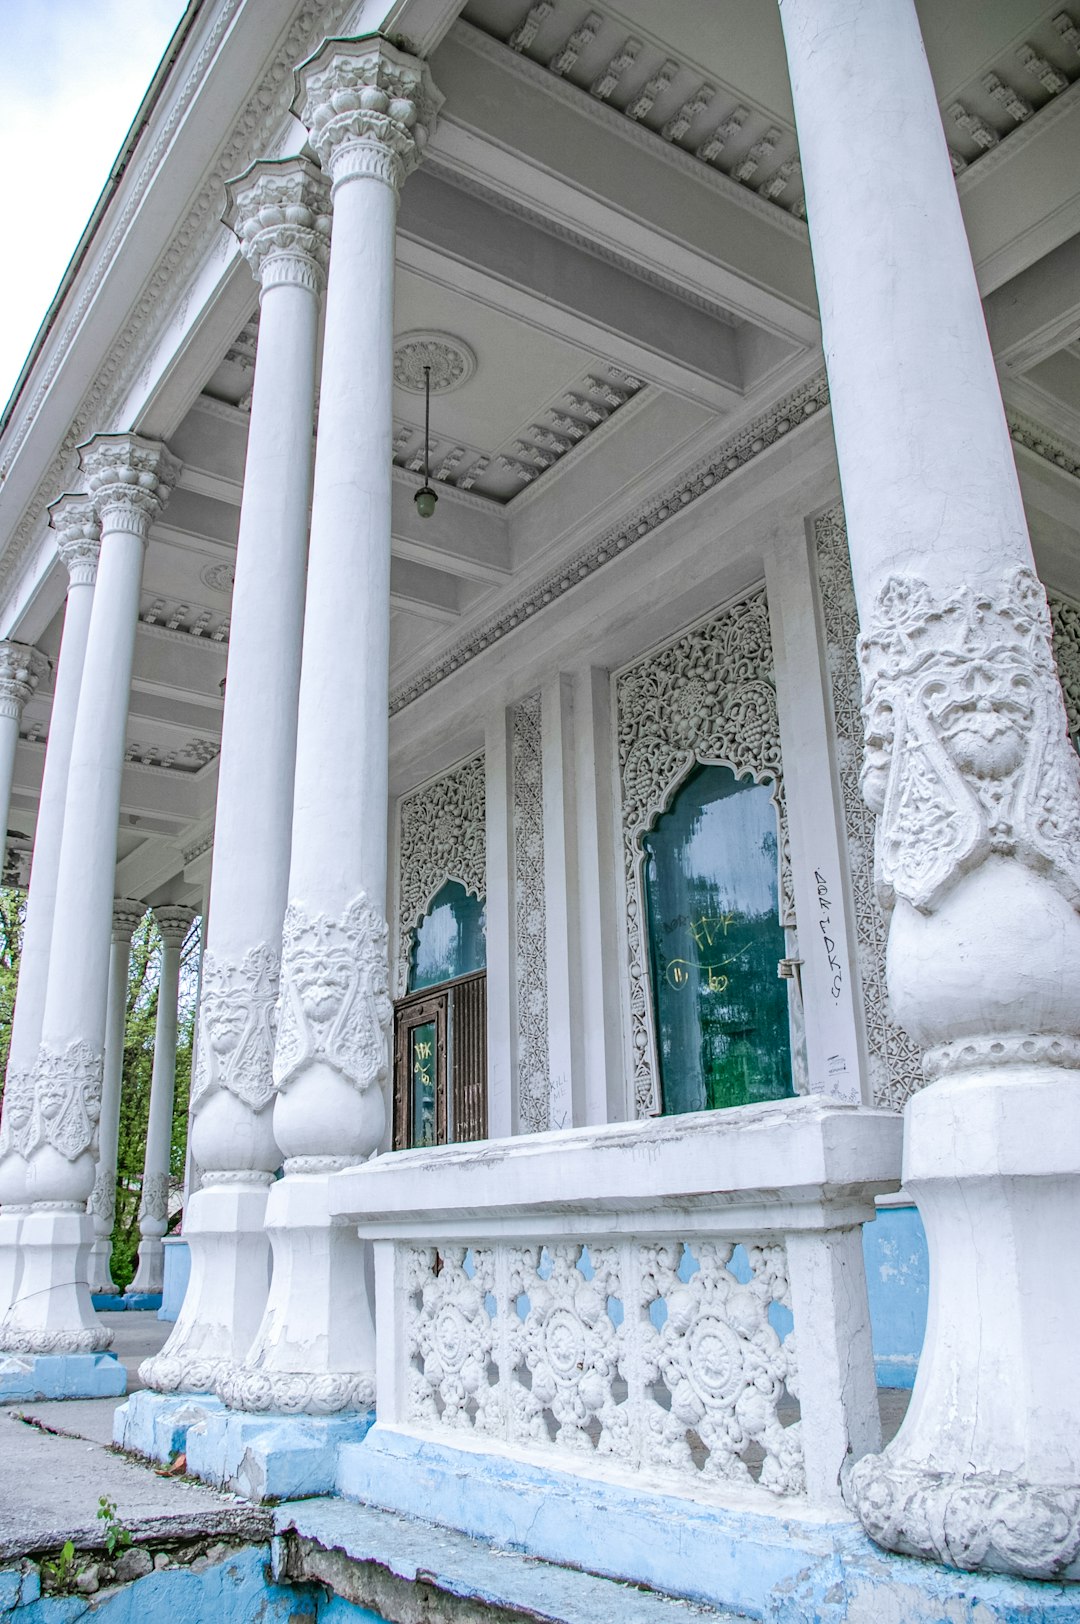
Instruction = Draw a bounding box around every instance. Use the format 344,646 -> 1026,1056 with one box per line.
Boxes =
614,589 -> 793,1118
403,1234 -> 803,1496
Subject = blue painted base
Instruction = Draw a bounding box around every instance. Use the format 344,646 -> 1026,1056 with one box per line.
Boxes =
181,1404 -> 375,1503
91,1292 -> 124,1311
863,1204 -> 928,1389
121,1291 -> 163,1311
159,1237 -> 190,1321
1,1543 -> 342,1623
113,1387 -> 224,1462
336,1426 -> 1080,1624
0,1350 -> 126,1403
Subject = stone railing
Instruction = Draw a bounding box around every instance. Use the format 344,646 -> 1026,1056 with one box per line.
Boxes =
332,1097 -> 902,1508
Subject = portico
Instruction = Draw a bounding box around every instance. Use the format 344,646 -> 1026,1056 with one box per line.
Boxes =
2,0 -> 1080,1615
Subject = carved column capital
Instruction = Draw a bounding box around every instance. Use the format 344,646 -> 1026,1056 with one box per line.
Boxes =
0,642 -> 48,723
291,34 -> 443,195
77,433 -> 181,542
152,904 -> 196,951
47,493 -> 102,587
111,898 -> 145,945
224,156 -> 332,297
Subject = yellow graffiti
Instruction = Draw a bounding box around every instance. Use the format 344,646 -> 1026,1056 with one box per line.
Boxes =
414,1040 -> 433,1060
689,913 -> 736,948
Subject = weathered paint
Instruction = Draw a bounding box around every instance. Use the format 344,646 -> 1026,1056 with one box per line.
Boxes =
862,1205 -> 928,1388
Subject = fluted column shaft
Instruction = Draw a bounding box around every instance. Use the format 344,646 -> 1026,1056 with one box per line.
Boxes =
130,907 -> 194,1296
87,901 -> 144,1296
219,36 -> 441,1415
143,158 -> 330,1393
0,435 -> 178,1354
778,0 -> 1080,1582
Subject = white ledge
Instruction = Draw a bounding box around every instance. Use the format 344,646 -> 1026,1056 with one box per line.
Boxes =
331,1097 -> 902,1237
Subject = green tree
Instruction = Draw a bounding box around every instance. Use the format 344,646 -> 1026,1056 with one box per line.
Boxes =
0,891 -> 200,1292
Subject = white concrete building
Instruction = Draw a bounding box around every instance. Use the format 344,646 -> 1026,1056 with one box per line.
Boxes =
1,0 -> 1079,1616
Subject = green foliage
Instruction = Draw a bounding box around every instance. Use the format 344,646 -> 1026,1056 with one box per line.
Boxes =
0,889 -> 200,1291
96,1496 -> 133,1558
40,1539 -> 79,1594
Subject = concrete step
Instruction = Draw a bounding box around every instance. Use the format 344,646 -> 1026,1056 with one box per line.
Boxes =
276,1497 -> 752,1623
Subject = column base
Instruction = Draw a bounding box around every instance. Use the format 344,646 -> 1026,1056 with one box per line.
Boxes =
113,1387 -> 224,1462
87,1237 -> 119,1297
0,1350 -> 126,1402
185,1406 -> 373,1502
129,1235 -> 164,1296
121,1291 -> 163,1311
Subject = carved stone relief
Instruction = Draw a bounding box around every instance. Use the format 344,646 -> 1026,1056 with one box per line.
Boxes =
814,508 -> 923,1111
615,588 -> 793,1118
513,694 -> 551,1132
396,753 -> 486,998
815,508 -> 1080,1110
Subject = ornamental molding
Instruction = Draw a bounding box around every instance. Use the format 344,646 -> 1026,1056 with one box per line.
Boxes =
0,643 -> 48,721
849,1453 -> 1080,1581
224,156 -> 332,294
858,566 -> 1080,914
215,1362 -> 374,1415
88,1164 -> 116,1227
139,1169 -> 170,1224
1049,591 -> 1080,739
28,1040 -> 104,1163
390,370 -> 831,713
192,942 -> 279,1116
1008,408 -> 1080,483
292,35 -> 443,192
0,0 -> 356,616
0,1325 -> 111,1356
396,753 -> 486,997
79,434 -> 181,539
615,587 -> 792,1119
449,20 -> 808,235
153,904 -> 196,950
513,694 -> 551,1133
274,893 -> 392,1098
814,508 -> 923,1112
0,1067 -> 33,1161
393,332 -> 477,394
47,495 -> 101,586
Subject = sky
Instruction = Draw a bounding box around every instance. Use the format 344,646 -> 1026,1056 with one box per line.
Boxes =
0,0 -> 187,412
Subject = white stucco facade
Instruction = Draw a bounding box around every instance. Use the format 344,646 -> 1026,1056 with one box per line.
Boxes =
2,0 -> 1080,1613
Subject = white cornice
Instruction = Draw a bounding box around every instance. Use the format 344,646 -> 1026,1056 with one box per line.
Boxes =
442,20 -> 808,245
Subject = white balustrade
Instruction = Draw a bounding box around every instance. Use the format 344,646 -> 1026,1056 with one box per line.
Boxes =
333,1096 -> 901,1507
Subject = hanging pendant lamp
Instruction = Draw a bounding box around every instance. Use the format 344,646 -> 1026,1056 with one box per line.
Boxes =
414,363 -> 438,519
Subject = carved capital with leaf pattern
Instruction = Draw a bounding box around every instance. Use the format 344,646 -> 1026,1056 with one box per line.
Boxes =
0,641 -> 47,723
292,34 -> 443,194
224,156 -> 332,297
47,493 -> 102,587
78,433 -> 181,543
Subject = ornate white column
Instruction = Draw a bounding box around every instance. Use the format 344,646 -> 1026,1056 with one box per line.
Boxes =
142,158 -> 330,1393
779,0 -> 1080,1581
129,906 -> 194,1297
87,900 -> 144,1296
218,38 -> 441,1415
0,643 -> 46,861
0,436 -> 178,1356
0,501 -> 98,1323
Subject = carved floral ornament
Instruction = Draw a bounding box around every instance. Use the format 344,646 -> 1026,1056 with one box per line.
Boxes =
393,333 -> 477,395
397,754 -> 486,996
858,567 -> 1080,914
615,589 -> 792,1118
223,156 -> 332,294
274,892 -> 392,1097
192,943 -> 279,1114
291,35 -> 443,191
0,1041 -> 103,1165
78,433 -> 180,539
47,494 -> 101,585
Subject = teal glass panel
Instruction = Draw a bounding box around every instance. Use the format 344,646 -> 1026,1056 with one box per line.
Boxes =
410,1021 -> 437,1147
408,880 -> 486,992
642,762 -> 793,1114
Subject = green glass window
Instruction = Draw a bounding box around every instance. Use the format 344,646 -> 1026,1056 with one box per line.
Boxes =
642,762 -> 793,1114
409,1020 -> 438,1147
408,880 -> 486,993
